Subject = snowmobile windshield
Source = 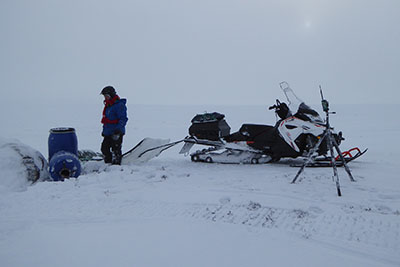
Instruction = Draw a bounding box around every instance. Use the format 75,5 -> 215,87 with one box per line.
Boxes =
280,82 -> 303,113
279,82 -> 323,123
295,102 -> 323,122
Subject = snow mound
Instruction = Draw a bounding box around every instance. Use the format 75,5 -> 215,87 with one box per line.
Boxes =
0,137 -> 49,192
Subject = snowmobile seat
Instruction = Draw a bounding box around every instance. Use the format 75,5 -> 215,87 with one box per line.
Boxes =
224,124 -> 277,151
238,124 -> 274,138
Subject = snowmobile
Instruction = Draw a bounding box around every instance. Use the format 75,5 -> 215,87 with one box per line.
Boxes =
177,82 -> 366,166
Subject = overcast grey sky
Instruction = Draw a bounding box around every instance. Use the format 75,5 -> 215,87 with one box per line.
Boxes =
1,0 -> 399,105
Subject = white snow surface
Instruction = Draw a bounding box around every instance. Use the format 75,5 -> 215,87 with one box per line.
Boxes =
1,102 -> 400,267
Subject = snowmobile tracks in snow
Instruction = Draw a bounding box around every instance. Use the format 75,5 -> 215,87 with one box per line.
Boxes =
132,201 -> 399,263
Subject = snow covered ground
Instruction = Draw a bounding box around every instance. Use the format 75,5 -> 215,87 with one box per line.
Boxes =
1,99 -> 399,267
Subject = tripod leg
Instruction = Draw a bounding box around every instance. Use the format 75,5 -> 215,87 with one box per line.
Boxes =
291,132 -> 327,184
327,132 -> 341,196
335,177 -> 342,197
332,138 -> 356,182
291,161 -> 308,184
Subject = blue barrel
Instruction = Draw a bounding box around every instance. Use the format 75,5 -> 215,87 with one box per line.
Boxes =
48,127 -> 81,181
48,127 -> 78,160
49,151 -> 81,181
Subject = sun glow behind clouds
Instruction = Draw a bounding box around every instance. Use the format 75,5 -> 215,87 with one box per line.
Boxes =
304,20 -> 312,29
295,0 -> 336,31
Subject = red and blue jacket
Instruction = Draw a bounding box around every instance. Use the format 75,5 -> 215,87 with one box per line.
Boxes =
101,95 -> 128,136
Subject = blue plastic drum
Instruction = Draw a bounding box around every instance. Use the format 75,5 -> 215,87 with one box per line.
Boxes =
48,127 -> 78,160
49,151 -> 81,181
48,127 -> 81,181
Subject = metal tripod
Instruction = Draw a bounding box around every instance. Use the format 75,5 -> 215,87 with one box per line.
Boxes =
291,88 -> 355,197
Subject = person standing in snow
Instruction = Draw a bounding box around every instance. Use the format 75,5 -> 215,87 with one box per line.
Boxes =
100,86 -> 128,165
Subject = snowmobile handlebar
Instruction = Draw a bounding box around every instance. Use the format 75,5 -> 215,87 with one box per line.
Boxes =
268,105 -> 277,110
268,99 -> 282,110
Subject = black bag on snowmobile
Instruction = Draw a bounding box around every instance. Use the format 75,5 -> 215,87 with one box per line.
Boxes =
189,112 -> 231,141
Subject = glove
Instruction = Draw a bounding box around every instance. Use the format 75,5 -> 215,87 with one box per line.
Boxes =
112,130 -> 122,141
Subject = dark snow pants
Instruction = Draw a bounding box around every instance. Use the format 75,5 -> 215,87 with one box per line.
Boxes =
101,134 -> 123,165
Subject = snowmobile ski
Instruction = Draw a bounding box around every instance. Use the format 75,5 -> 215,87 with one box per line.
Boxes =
289,147 -> 368,167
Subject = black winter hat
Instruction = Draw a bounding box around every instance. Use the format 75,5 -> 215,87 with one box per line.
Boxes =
101,86 -> 116,97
